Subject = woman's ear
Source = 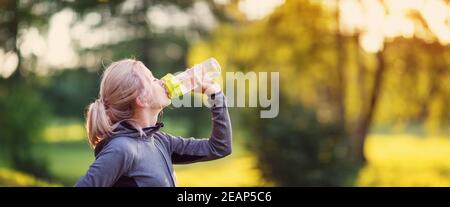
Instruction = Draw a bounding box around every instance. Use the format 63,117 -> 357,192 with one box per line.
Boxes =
135,96 -> 148,108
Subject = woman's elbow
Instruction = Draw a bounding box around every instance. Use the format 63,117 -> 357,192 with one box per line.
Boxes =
209,140 -> 232,159
213,148 -> 231,159
222,145 -> 232,157
221,136 -> 233,157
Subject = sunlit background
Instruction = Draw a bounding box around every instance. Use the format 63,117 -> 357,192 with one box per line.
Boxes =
0,0 -> 449,186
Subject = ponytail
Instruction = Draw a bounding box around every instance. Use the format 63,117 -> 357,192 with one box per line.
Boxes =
86,99 -> 112,148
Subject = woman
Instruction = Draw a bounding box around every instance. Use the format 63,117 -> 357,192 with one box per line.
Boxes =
75,59 -> 232,187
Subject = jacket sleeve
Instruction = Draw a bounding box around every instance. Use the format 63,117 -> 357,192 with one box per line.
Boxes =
74,138 -> 135,187
161,92 -> 232,164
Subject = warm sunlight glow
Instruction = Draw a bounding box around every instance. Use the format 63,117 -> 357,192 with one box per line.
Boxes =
339,0 -> 365,34
46,9 -> 78,68
420,0 -> 450,44
0,50 -> 19,78
339,0 -> 450,52
239,0 -> 285,20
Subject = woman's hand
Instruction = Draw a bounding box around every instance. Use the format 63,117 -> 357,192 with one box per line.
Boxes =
193,76 -> 221,96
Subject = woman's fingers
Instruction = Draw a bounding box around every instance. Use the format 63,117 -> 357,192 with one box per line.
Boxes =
203,80 -> 221,95
191,73 -> 221,95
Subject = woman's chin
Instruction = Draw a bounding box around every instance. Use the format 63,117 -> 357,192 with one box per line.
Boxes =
164,99 -> 172,107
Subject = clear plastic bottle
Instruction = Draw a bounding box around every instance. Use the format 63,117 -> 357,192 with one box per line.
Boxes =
161,58 -> 221,98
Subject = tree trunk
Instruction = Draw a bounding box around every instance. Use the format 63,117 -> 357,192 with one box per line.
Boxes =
139,0 -> 152,66
354,48 -> 386,163
417,50 -> 445,122
355,35 -> 367,116
7,0 -> 21,82
335,0 -> 346,129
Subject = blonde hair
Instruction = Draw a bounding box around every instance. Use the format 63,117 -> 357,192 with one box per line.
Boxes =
86,59 -> 154,148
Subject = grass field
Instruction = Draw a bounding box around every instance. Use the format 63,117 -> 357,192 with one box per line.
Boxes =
34,133 -> 450,187
356,134 -> 450,186
0,168 -> 60,187
32,141 -> 93,186
2,120 -> 450,186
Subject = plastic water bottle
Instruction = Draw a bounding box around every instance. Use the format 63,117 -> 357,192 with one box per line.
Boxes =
161,58 -> 221,98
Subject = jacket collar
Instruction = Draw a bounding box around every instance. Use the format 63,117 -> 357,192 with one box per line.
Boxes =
111,121 -> 164,139
94,121 -> 164,156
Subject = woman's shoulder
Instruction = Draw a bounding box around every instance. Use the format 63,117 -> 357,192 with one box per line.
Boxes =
98,136 -> 139,157
152,131 -> 174,150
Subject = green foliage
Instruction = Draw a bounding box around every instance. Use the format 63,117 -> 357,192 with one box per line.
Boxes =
189,0 -> 449,184
244,99 -> 356,186
0,83 -> 51,179
41,68 -> 98,119
190,0 -> 359,185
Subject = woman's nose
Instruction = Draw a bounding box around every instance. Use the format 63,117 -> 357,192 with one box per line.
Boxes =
157,79 -> 164,87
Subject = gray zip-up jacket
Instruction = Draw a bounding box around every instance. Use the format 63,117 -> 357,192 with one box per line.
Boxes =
75,92 -> 232,187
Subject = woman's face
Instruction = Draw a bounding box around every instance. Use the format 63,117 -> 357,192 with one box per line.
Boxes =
143,69 -> 171,110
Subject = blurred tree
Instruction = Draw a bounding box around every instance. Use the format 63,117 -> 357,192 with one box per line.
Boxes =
0,0 -> 67,178
342,0 -> 450,161
41,68 -> 98,119
334,0 -> 347,130
244,94 -> 354,186
0,0 -> 59,178
188,0 -> 450,185
189,0 -> 357,185
0,84 -> 50,178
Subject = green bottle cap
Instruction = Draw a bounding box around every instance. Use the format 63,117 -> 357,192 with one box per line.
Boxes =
161,73 -> 183,98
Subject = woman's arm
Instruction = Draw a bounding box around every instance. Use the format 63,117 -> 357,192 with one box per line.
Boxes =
74,138 -> 135,187
160,92 -> 232,164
